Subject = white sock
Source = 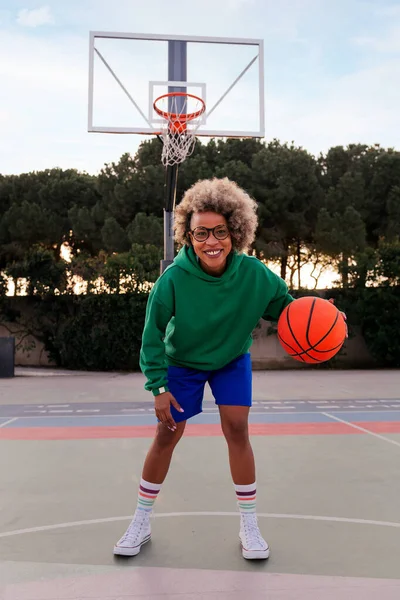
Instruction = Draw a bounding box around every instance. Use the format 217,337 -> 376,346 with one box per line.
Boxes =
137,478 -> 162,513
234,482 -> 256,514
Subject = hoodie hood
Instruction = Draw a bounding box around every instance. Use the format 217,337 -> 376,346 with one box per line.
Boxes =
173,245 -> 244,283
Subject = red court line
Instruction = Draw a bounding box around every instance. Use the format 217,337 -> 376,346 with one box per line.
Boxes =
1,421 -> 400,440
360,421 -> 400,433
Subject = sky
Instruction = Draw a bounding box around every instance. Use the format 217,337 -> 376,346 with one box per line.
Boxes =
1,0 -> 400,175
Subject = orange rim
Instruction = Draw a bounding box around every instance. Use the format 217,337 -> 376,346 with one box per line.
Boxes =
153,92 -> 206,124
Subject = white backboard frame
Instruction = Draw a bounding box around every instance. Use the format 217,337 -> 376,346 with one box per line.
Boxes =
88,31 -> 265,139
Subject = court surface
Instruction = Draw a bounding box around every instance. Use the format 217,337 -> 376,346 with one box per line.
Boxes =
0,368 -> 399,599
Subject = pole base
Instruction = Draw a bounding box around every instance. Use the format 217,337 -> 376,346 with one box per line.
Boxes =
160,259 -> 174,274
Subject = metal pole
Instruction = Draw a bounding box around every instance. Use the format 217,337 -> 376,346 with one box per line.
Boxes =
160,41 -> 187,274
160,163 -> 179,273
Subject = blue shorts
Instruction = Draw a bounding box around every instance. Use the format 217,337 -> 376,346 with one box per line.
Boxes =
167,353 -> 252,423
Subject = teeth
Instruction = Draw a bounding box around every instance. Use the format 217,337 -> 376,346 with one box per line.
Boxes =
205,250 -> 221,256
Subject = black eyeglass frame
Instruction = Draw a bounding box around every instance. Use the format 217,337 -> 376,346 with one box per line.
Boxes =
189,225 -> 230,242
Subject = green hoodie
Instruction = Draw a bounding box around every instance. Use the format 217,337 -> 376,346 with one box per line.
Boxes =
139,245 -> 294,395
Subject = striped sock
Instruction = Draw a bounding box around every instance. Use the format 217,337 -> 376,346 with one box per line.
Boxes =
137,478 -> 162,513
234,482 -> 257,514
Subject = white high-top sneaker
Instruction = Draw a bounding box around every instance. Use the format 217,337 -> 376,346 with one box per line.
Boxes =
113,509 -> 151,556
239,513 -> 270,560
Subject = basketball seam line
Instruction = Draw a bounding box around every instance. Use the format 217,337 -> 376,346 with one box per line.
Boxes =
279,335 -> 345,357
277,332 -> 306,359
307,308 -> 340,352
280,300 -> 344,359
284,302 -> 316,362
305,298 -> 317,350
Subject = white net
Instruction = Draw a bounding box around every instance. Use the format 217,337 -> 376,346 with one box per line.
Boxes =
154,93 -> 205,167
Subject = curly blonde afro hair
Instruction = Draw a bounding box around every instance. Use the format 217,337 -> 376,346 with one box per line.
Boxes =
174,177 -> 259,253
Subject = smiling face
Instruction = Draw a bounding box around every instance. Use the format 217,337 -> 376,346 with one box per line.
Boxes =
189,211 -> 233,276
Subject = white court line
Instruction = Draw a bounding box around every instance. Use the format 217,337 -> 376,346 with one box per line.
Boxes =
308,400 -> 328,404
356,400 -> 379,403
285,401 -> 306,404
2,410 -> 400,420
261,401 -> 282,404
323,412 -> 400,449
0,417 -> 17,428
1,511 -> 400,539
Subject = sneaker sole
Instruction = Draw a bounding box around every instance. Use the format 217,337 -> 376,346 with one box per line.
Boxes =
241,540 -> 270,560
113,534 -> 151,556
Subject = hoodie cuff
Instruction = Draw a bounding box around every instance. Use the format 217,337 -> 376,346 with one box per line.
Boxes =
152,386 -> 170,396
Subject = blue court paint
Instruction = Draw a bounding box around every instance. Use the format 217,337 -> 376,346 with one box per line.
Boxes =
3,410 -> 400,429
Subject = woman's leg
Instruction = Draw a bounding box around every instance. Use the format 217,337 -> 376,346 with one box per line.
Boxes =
113,421 -> 186,556
114,364 -> 205,556
218,405 -> 255,483
142,420 -> 187,484
219,404 -> 269,560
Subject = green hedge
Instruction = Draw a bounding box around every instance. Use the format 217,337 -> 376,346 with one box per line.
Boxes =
1,286 -> 399,370
0,293 -> 148,371
46,293 -> 149,370
327,286 -> 400,367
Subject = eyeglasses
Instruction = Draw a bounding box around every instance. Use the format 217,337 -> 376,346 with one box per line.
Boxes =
189,225 -> 230,242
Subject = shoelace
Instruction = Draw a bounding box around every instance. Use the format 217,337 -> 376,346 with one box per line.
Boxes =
120,512 -> 148,543
242,514 -> 265,548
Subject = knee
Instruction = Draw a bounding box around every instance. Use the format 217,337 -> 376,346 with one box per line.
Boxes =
154,422 -> 185,450
222,419 -> 249,445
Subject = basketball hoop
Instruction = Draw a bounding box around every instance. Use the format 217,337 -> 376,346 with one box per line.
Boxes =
153,92 -> 206,166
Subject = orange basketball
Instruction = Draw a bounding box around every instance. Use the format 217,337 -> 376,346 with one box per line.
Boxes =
277,297 -> 347,364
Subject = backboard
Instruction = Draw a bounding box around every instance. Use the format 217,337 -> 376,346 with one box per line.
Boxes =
88,32 -> 265,140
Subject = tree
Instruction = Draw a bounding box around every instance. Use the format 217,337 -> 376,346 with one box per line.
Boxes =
69,252 -> 106,294
5,246 -> 69,296
130,243 -> 162,285
367,151 -> 400,244
127,213 -> 163,247
101,217 -> 130,253
215,160 -> 253,194
98,152 -> 165,226
177,138 -> 264,202
102,242 -> 162,293
374,238 -> 400,286
216,138 -> 264,168
315,205 -> 366,287
252,140 -> 323,283
68,204 -> 105,256
0,169 -> 100,263
317,144 -> 400,287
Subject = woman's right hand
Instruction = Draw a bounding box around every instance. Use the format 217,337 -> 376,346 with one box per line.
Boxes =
154,392 -> 184,431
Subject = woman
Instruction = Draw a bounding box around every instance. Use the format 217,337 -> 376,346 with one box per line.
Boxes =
113,177 -> 295,560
